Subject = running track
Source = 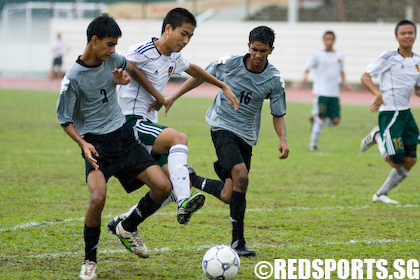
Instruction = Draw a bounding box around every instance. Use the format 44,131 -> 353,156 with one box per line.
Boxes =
1,76 -> 420,107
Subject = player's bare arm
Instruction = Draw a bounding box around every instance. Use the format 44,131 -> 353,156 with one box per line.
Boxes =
112,68 -> 131,85
273,116 -> 289,159
415,85 -> 420,97
126,61 -> 165,112
361,72 -> 385,112
341,71 -> 352,91
62,123 -> 99,169
185,63 -> 239,110
164,77 -> 203,116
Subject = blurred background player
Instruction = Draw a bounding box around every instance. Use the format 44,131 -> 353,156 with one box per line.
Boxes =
301,30 -> 351,151
360,20 -> 420,204
165,26 -> 289,256
56,14 -> 172,279
49,33 -> 68,80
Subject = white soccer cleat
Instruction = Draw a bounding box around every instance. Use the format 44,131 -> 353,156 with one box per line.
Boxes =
116,222 -> 149,258
309,144 -> 318,151
79,260 -> 97,280
360,126 -> 380,152
372,193 -> 398,204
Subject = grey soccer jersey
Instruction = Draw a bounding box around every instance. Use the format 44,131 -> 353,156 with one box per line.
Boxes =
56,53 -> 127,135
206,54 -> 286,146
118,38 -> 190,123
366,49 -> 420,111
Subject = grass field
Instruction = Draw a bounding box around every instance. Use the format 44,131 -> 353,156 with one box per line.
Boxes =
1,88 -> 420,280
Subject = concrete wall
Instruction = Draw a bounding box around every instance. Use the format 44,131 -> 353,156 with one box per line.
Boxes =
50,19 -> 416,84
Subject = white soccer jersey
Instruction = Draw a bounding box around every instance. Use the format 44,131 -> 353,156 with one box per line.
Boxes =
118,38 -> 190,123
306,50 -> 345,97
366,49 -> 420,111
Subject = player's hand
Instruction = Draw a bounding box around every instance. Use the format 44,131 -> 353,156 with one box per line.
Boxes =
278,140 -> 289,159
343,82 -> 352,91
82,142 -> 100,170
369,95 -> 385,113
112,68 -> 131,85
147,99 -> 164,114
164,96 -> 175,116
300,77 -> 307,84
222,87 -> 239,111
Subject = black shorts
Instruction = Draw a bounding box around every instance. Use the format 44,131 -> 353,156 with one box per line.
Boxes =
211,129 -> 252,181
53,57 -> 62,66
82,125 -> 158,193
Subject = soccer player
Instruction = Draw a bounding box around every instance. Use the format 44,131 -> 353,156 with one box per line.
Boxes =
301,31 -> 351,151
107,7 -> 239,230
49,33 -> 68,80
56,14 -> 172,280
360,20 -> 420,204
165,26 -> 289,256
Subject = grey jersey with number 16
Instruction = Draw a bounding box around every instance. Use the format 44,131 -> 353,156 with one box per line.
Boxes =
206,54 -> 286,146
56,53 -> 127,135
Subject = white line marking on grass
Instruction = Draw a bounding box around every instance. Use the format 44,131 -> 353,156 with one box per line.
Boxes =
27,238 -> 419,259
2,204 -> 419,232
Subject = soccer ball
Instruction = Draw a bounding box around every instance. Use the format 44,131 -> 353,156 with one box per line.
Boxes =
202,245 -> 240,280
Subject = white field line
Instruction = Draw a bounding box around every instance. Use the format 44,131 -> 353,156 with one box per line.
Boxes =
1,204 -> 419,233
28,238 -> 418,259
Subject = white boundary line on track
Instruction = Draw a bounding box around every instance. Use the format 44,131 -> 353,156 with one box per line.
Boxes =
2,204 -> 419,233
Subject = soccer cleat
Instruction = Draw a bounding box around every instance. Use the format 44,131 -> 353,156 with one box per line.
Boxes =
360,126 -> 380,152
372,193 -> 398,204
231,239 -> 256,257
107,216 -> 132,252
115,222 -> 149,258
309,144 -> 318,151
177,192 -> 206,225
79,260 -> 97,280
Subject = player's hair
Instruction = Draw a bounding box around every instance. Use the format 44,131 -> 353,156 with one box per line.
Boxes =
86,13 -> 122,43
249,26 -> 275,48
161,8 -> 197,35
395,19 -> 417,35
323,30 -> 335,40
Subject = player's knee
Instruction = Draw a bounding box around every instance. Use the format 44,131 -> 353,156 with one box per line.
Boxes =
332,118 -> 340,125
89,191 -> 106,210
234,174 -> 249,192
167,129 -> 188,145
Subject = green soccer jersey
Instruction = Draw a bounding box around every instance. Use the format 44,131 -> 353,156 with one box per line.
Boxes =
205,54 -> 286,146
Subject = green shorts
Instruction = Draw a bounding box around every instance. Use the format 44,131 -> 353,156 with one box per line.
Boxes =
313,96 -> 341,119
379,109 -> 419,162
125,115 -> 168,167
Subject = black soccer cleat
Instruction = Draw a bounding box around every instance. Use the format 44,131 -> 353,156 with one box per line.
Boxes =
107,216 -> 123,235
231,239 -> 256,257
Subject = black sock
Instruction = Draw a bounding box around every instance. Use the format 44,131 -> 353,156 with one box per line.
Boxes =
190,173 -> 224,200
84,224 -> 100,263
230,191 -> 246,243
122,192 -> 161,232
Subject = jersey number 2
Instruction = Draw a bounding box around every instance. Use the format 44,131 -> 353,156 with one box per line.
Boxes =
100,89 -> 108,103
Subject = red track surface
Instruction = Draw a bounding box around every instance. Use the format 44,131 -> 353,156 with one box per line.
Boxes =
1,76 -> 420,107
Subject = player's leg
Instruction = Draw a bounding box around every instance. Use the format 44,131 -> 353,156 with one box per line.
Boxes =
80,170 -> 107,280
309,96 -> 325,150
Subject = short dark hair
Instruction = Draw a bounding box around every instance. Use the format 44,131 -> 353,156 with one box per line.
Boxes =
395,19 -> 417,35
323,30 -> 335,40
249,26 -> 275,48
161,8 -> 197,35
87,13 -> 122,43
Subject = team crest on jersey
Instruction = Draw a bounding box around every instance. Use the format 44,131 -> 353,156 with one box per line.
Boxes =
168,66 -> 173,77
416,64 -> 419,72
338,59 -> 342,64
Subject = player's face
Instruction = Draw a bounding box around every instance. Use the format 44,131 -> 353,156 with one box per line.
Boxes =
323,34 -> 335,51
93,36 -> 118,62
166,23 -> 195,53
396,24 -> 416,49
247,41 -> 273,71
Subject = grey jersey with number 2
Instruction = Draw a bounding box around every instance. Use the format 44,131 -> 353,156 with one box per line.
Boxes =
206,54 -> 286,146
56,53 -> 127,135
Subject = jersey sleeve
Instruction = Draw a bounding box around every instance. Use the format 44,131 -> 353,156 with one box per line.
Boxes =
125,48 -> 148,68
205,56 -> 231,79
365,53 -> 392,79
305,52 -> 318,71
269,74 -> 287,117
173,53 -> 190,75
112,52 -> 128,70
56,76 -> 77,126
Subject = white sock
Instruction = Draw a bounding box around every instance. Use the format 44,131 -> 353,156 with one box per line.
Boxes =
377,167 -> 409,195
168,144 -> 190,205
160,190 -> 177,208
120,204 -> 138,220
310,116 -> 324,147
374,133 -> 387,161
